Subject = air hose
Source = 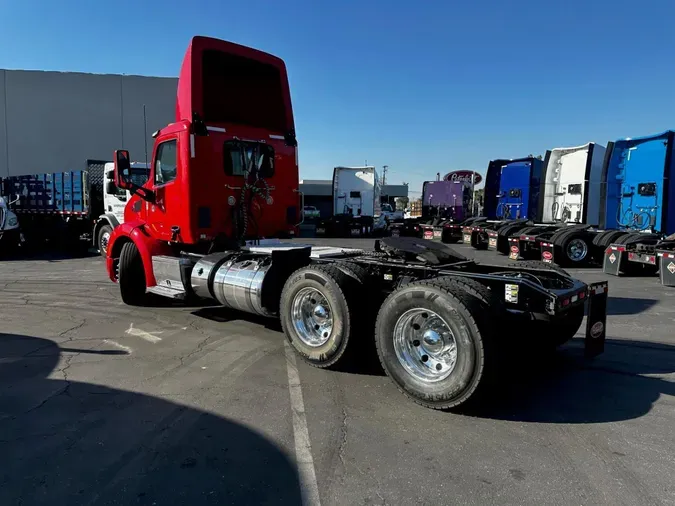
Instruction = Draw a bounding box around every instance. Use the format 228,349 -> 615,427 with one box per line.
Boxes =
236,143 -> 272,242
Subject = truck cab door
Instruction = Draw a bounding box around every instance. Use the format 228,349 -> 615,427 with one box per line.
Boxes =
145,138 -> 179,240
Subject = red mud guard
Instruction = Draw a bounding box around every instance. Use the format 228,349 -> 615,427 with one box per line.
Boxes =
657,250 -> 675,287
540,242 -> 554,263
508,237 -> 520,260
602,244 -> 626,276
585,281 -> 608,358
422,226 -> 434,240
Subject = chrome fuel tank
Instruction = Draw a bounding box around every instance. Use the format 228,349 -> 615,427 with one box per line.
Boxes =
191,253 -> 273,317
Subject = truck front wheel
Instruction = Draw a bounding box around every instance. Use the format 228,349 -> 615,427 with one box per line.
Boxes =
118,241 -> 147,306
375,279 -> 496,410
98,224 -> 113,257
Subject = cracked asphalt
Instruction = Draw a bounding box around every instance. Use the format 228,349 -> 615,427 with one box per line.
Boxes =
1,240 -> 675,506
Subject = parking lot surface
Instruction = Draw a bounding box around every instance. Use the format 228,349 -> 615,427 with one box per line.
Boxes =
1,240 -> 674,506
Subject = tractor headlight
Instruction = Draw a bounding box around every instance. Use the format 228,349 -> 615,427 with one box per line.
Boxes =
8,216 -> 18,227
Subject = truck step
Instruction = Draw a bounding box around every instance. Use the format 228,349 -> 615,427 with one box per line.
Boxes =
147,285 -> 186,299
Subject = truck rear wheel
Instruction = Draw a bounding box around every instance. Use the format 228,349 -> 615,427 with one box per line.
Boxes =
280,264 -> 360,369
118,241 -> 147,306
98,224 -> 113,257
375,279 -> 495,410
555,231 -> 591,267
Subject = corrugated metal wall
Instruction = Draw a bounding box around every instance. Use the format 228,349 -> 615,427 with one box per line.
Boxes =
0,69 -> 177,177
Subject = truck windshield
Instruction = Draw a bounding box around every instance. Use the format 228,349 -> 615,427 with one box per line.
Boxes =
202,50 -> 287,132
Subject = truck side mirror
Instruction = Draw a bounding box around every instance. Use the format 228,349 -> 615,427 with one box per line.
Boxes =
106,181 -> 117,195
114,150 -> 133,190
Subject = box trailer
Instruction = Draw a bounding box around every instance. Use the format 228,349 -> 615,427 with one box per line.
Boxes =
316,166 -> 386,237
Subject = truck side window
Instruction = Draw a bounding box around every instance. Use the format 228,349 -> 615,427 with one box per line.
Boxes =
154,140 -> 178,186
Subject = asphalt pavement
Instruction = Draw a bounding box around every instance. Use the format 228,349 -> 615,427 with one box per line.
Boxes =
1,240 -> 674,506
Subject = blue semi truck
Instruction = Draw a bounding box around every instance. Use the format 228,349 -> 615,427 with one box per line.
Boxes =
462,156 -> 568,254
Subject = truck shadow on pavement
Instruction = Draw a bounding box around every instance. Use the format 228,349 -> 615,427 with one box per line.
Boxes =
470,338 -> 675,424
606,296 -> 659,315
0,333 -> 302,506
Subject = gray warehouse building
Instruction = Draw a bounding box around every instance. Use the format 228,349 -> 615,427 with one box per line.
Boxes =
0,69 -> 178,177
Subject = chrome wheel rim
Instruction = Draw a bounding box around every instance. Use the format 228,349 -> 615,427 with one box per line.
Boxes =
393,309 -> 457,382
100,231 -> 111,254
291,287 -> 334,347
566,238 -> 588,262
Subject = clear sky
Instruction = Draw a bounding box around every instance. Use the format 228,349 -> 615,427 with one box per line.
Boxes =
2,0 -> 674,197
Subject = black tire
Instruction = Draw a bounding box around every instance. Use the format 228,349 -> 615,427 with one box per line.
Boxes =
97,224 -> 113,257
617,232 -> 660,245
517,260 -> 570,277
118,241 -> 147,306
592,230 -> 627,248
558,232 -> 592,267
374,279 -> 496,410
280,264 -> 360,369
496,223 -> 526,254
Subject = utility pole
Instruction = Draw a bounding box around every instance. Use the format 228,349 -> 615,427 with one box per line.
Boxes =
382,165 -> 388,186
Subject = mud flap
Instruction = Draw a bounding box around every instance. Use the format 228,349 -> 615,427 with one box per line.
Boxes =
487,230 -> 498,251
585,282 -> 608,358
508,237 -> 521,260
422,226 -> 434,240
602,245 -> 626,276
462,227 -> 472,244
540,241 -> 554,263
657,250 -> 675,287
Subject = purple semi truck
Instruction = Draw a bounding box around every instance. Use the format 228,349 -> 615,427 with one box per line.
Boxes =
422,180 -> 470,221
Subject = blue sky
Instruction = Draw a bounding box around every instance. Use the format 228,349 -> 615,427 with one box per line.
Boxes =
2,0 -> 674,197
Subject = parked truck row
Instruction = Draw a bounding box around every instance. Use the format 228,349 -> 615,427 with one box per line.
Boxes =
439,134 -> 675,287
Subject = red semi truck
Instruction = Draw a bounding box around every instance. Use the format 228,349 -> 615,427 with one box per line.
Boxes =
106,36 -> 609,411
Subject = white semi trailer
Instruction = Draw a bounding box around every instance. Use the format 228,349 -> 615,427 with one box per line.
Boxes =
317,166 -> 387,237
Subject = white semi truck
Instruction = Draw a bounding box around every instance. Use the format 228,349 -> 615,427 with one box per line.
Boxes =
317,166 -> 388,236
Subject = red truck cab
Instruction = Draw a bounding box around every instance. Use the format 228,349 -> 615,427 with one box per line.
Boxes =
106,36 -> 299,291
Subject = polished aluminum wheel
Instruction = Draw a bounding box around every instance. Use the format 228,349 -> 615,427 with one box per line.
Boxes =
393,309 -> 457,382
100,231 -> 111,254
566,238 -> 588,262
291,287 -> 334,347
